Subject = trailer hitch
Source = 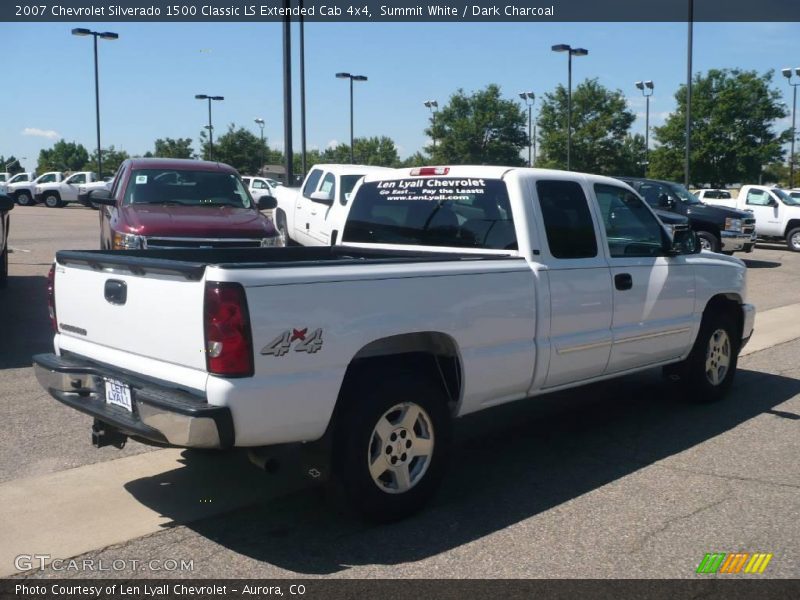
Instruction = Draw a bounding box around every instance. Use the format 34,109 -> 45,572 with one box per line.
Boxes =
92,419 -> 127,449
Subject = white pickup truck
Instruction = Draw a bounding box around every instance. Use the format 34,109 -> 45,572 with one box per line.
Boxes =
33,166 -> 755,521
8,172 -> 62,206
36,171 -> 99,208
272,164 -> 393,246
702,184 -> 800,251
0,172 -> 34,196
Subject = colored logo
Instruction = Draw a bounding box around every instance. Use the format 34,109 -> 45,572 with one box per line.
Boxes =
696,552 -> 773,574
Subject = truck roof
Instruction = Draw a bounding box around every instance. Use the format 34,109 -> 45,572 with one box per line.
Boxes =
126,157 -> 238,174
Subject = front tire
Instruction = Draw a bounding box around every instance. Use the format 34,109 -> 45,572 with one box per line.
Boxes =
334,369 -> 452,522
15,191 -> 33,206
665,311 -> 739,403
696,231 -> 720,253
43,193 -> 63,208
786,227 -> 800,252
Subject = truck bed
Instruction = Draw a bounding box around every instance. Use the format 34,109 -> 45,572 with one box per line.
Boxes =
56,245 -> 517,280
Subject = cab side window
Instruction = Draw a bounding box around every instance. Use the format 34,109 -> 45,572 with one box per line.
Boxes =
536,180 -> 597,259
594,184 -> 665,258
746,189 -> 771,206
319,173 -> 336,199
302,170 -> 323,198
68,174 -> 86,185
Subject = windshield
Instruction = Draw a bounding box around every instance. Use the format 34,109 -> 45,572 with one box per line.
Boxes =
123,169 -> 252,208
773,188 -> 800,206
343,177 -> 518,250
669,183 -> 702,205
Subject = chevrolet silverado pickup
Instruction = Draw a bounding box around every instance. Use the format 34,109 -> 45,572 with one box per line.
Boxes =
34,166 -> 755,521
703,185 -> 800,252
36,171 -> 99,208
8,171 -> 62,206
273,164 -> 393,246
616,177 -> 756,254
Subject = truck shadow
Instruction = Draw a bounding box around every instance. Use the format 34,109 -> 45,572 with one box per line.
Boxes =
123,365 -> 800,575
742,258 -> 781,269
0,274 -> 51,369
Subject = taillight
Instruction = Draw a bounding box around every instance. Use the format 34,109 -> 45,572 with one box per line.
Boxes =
47,263 -> 57,333
203,282 -> 253,377
410,167 -> 450,176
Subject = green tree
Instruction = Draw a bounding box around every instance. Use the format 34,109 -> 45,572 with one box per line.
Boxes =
0,155 -> 25,175
199,125 -> 270,174
37,140 -> 89,173
89,146 -> 129,176
153,137 -> 195,159
427,84 -> 528,166
537,78 -> 638,174
320,136 -> 401,166
649,69 -> 789,186
400,151 -> 428,167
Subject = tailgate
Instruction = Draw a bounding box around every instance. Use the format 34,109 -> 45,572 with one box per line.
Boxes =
53,257 -> 207,371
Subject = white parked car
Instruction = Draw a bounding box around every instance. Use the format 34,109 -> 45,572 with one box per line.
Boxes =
272,164 -> 394,246
34,165 -> 754,521
36,171 -> 99,208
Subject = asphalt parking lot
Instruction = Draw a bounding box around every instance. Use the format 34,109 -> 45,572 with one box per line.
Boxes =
1,205 -> 799,579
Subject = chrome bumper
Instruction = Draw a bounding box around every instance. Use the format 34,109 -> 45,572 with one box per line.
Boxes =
741,303 -> 756,349
33,353 -> 233,449
720,231 -> 753,252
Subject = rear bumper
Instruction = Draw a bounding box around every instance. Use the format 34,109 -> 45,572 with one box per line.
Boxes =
740,303 -> 756,349
33,353 -> 233,449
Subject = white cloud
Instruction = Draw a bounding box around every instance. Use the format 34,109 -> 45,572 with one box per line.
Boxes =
327,139 -> 340,149
22,127 -> 59,139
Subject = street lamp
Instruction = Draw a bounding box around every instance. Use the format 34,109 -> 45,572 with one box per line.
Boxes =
424,100 -> 438,151
519,92 -> 535,167
254,117 -> 265,175
72,27 -> 118,178
551,44 -> 588,171
635,80 -> 655,176
195,94 -> 224,160
5,157 -> 24,173
335,72 -> 367,163
782,68 -> 800,188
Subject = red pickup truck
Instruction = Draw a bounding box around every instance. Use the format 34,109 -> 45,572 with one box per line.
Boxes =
90,158 -> 281,250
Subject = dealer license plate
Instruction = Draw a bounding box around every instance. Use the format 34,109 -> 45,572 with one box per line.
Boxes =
104,379 -> 132,412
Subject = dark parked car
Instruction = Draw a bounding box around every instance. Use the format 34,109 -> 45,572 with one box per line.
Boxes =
0,194 -> 14,287
616,177 -> 755,254
90,158 -> 281,250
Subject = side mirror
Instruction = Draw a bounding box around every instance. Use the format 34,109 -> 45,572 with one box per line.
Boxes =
668,225 -> 700,255
257,195 -> 277,211
0,194 -> 14,211
658,193 -> 675,209
88,188 -> 116,206
309,190 -> 334,205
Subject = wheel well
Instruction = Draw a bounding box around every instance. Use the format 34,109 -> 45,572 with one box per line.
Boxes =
703,294 -> 743,341
335,332 -> 462,420
784,219 -> 800,237
276,208 -> 286,224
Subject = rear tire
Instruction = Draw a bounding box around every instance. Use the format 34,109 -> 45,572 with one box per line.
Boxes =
696,231 -> 720,253
664,311 -> 739,403
333,369 -> 452,522
786,227 -> 800,252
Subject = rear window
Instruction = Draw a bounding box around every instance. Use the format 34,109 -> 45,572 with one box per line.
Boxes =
123,169 -> 251,208
343,177 -> 518,250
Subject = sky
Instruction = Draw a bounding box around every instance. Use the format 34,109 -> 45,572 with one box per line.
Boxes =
1,20 -> 799,172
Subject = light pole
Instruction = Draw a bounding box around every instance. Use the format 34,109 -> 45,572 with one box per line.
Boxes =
635,80 -> 654,176
71,28 -> 118,178
424,100 -> 439,151
336,72 -> 367,163
254,117 -> 265,175
782,68 -> 800,188
5,157 -> 24,173
552,44 -> 588,171
519,92 -> 535,167
195,94 -> 224,160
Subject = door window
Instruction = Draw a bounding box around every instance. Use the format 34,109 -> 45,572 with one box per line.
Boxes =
302,170 -> 324,198
38,174 -> 57,184
535,180 -> 597,259
746,189 -> 771,206
637,182 -> 671,209
319,173 -> 336,199
67,173 -> 86,185
595,184 -> 665,258
252,179 -> 268,190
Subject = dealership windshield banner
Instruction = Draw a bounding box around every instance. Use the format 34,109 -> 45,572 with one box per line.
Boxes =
3,0 -> 800,22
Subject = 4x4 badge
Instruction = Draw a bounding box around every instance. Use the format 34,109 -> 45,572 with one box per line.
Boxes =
261,328 -> 324,356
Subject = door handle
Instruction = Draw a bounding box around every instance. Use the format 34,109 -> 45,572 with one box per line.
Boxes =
614,273 -> 633,291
